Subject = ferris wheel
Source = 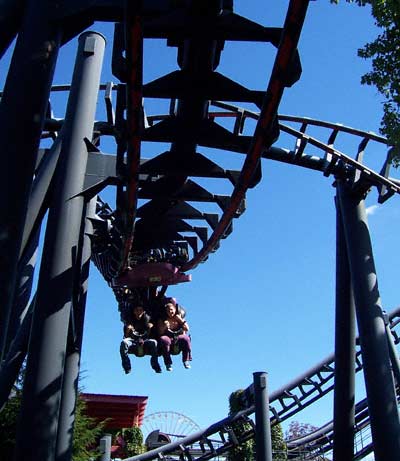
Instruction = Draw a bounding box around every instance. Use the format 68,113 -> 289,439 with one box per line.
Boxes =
141,411 -> 201,446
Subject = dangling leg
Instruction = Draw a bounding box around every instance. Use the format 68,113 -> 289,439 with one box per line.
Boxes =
178,335 -> 192,369
120,338 -> 133,374
159,335 -> 173,371
144,339 -> 162,373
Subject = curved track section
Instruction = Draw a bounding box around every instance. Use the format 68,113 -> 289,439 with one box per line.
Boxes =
286,382 -> 400,460
90,0 -> 310,285
121,306 -> 400,461
286,391 -> 400,460
37,1 -> 400,306
88,103 -> 400,306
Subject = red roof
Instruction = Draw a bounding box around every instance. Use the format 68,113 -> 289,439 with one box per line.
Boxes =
81,393 -> 148,429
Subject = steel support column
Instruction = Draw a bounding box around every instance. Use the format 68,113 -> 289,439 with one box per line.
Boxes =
336,180 -> 400,460
332,196 -> 355,461
4,225 -> 40,357
55,197 -> 96,461
14,32 -> 105,461
99,434 -> 112,461
0,0 -> 62,362
0,224 -> 40,408
253,372 -> 273,461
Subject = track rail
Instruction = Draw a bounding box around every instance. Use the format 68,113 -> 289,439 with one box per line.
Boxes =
181,0 -> 310,271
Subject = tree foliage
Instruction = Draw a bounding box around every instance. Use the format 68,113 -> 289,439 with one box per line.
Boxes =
331,1 -> 400,162
72,396 -> 106,461
115,426 -> 146,457
285,420 -> 318,441
0,392 -> 21,459
228,390 -> 255,461
271,423 -> 287,461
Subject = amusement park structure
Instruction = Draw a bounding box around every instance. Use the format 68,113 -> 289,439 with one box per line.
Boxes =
0,1 -> 400,461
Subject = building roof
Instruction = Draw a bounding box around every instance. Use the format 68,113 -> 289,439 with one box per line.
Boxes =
81,393 -> 148,429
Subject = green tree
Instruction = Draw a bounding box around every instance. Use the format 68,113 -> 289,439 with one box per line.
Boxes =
227,389 -> 287,461
271,423 -> 287,461
228,390 -> 255,461
115,426 -> 146,457
72,396 -> 106,461
331,1 -> 400,163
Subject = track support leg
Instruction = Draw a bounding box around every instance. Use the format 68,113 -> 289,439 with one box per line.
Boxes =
253,371 -> 273,461
14,31 -> 105,461
336,179 -> 400,461
332,195 -> 355,461
0,0 -> 62,362
55,197 -> 97,461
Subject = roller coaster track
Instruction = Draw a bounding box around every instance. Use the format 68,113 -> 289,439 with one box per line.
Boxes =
120,306 -> 400,461
285,394 -> 388,460
26,0 -> 315,287
33,0 -> 399,292
86,102 -> 400,290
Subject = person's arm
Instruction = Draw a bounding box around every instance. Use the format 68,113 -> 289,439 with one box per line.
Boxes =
175,315 -> 189,332
124,324 -> 134,337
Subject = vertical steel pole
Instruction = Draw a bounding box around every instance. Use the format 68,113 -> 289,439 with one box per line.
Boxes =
337,180 -> 400,460
99,434 -> 112,461
0,228 -> 39,408
55,197 -> 97,461
0,0 -> 62,362
4,226 -> 40,357
333,196 -> 355,461
253,372 -> 273,461
14,31 -> 105,461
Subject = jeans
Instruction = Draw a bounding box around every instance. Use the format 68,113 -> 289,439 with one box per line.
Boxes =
158,334 -> 192,365
120,337 -> 160,371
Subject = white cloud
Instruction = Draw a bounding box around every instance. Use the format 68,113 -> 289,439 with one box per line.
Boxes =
366,205 -> 379,216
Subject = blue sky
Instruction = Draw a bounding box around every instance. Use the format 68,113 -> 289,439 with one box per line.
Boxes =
2,0 -> 400,440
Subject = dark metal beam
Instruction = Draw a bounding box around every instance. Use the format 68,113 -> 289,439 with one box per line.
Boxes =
336,179 -> 400,461
253,372 -> 273,461
0,0 -> 62,363
55,197 -> 96,461
14,31 -> 105,461
332,196 -> 355,461
0,0 -> 24,58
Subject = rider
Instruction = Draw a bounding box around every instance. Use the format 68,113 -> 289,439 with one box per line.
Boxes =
120,304 -> 162,374
157,301 -> 192,371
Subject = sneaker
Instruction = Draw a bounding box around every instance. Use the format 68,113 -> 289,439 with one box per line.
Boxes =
183,361 -> 191,369
166,365 -> 173,371
153,365 -> 162,374
124,367 -> 131,375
